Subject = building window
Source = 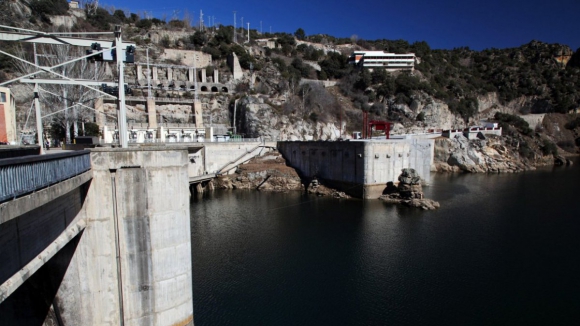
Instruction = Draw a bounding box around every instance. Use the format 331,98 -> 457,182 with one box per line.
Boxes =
0,92 -> 6,103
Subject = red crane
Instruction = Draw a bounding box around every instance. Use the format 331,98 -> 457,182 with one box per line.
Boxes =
362,111 -> 392,139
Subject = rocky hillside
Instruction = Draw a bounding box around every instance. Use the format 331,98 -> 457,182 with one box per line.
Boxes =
1,1 -> 579,168
213,151 -> 304,191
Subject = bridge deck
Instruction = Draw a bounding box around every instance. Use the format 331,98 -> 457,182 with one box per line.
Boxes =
189,173 -> 217,184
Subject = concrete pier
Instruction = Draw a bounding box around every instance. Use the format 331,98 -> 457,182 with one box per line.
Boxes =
55,147 -> 194,325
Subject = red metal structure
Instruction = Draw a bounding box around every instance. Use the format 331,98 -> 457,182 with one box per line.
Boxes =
362,111 -> 392,139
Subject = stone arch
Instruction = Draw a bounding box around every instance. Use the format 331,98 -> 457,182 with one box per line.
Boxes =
211,86 -> 219,92
221,87 -> 229,92
201,86 -> 208,92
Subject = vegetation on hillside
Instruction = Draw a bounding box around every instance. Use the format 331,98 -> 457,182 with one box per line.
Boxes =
0,2 -> 578,152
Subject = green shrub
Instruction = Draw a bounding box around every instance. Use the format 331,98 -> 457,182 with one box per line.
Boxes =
494,112 -> 533,136
564,117 -> 580,129
541,139 -> 558,155
416,112 -> 425,121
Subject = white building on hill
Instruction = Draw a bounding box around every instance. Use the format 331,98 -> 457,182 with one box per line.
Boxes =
348,51 -> 415,71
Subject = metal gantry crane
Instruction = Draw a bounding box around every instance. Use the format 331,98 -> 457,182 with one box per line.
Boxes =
362,111 -> 393,139
0,24 -> 136,151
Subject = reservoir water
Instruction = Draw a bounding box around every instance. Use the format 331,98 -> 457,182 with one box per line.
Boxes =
191,161 -> 580,325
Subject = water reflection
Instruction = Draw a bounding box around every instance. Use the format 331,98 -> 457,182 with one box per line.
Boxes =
191,163 -> 580,325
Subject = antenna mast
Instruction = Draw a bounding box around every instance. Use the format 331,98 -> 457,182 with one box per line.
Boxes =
233,11 -> 237,43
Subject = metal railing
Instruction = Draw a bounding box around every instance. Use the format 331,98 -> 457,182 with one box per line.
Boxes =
0,151 -> 91,203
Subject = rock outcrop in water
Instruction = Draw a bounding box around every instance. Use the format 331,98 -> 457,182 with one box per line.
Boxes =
306,178 -> 351,198
379,168 -> 440,210
213,151 -> 304,192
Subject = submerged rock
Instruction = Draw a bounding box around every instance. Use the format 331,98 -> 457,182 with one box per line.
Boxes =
307,178 -> 350,198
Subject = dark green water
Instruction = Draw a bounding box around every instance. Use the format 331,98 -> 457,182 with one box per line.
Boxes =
191,161 -> 580,325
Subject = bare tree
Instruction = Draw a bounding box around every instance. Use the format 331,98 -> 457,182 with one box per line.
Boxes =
14,38 -> 109,143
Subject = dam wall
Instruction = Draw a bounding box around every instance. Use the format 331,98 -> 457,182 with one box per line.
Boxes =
278,139 -> 433,199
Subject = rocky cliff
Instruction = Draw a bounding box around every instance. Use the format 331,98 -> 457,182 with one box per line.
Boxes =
433,134 -> 555,173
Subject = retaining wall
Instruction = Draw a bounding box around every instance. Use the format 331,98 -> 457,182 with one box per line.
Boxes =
278,139 -> 433,199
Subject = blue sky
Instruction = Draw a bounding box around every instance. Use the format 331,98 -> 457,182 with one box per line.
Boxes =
102,0 -> 580,51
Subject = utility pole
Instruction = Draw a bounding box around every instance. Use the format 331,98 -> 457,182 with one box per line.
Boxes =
247,22 -> 250,43
233,11 -> 237,43
241,17 -> 244,35
115,26 -> 128,148
260,21 -> 262,34
200,10 -> 203,31
33,83 -> 44,153
0,24 -> 135,148
32,44 -> 44,153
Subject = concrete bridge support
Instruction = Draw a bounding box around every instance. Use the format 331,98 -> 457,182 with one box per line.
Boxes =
95,97 -> 106,127
152,67 -> 158,81
188,68 -> 195,83
146,97 -> 158,128
55,147 -> 194,325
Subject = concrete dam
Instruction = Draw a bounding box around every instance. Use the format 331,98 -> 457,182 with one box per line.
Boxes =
0,138 -> 433,325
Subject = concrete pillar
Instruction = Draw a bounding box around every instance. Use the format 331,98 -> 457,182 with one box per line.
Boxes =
54,148 -> 194,326
167,67 -> 173,81
159,126 -> 165,142
152,67 -> 158,81
188,68 -> 194,82
228,52 -> 243,80
136,64 -> 142,80
194,100 -> 203,128
95,97 -> 106,128
146,98 -> 158,128
214,69 -> 219,84
201,69 -> 207,83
